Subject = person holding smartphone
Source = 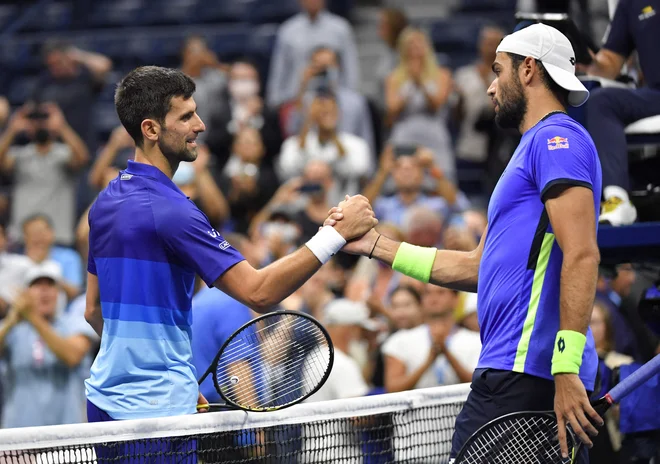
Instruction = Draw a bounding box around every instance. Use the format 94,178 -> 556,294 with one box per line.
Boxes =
363,144 -> 470,229
277,90 -> 372,205
0,102 -> 89,246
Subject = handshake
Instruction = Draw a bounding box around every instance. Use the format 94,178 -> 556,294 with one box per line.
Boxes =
320,194 -> 382,258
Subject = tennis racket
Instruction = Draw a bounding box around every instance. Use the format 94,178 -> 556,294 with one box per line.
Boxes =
454,353 -> 660,463
197,310 -> 334,412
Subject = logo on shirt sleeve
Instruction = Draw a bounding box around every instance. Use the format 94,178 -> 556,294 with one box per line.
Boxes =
218,240 -> 230,250
547,136 -> 569,151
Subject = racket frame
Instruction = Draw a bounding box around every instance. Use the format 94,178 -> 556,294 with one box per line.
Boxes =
198,310 -> 334,412
454,410 -> 581,464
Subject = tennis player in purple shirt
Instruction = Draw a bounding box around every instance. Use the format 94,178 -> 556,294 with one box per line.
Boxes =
328,25 -> 604,462
84,66 -> 377,425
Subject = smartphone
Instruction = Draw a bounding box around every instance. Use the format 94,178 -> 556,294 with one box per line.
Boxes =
298,183 -> 323,194
394,144 -> 417,157
27,109 -> 49,120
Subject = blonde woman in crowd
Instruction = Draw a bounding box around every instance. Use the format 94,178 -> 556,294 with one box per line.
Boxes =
385,27 -> 456,182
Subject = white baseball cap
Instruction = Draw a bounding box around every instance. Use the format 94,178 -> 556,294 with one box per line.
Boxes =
324,298 -> 379,331
24,262 -> 61,287
496,23 -> 589,107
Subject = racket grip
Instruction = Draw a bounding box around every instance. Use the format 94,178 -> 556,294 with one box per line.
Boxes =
607,354 -> 660,404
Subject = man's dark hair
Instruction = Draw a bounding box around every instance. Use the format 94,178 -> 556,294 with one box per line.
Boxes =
507,53 -> 569,108
22,213 -> 54,231
115,66 -> 196,147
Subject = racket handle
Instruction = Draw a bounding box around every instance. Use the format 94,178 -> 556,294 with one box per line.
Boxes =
607,354 -> 660,404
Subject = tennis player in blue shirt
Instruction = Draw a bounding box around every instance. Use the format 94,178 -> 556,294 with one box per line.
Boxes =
84,66 -> 377,424
327,25 -> 604,462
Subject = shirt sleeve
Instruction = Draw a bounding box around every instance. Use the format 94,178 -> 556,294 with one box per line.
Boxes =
154,197 -> 245,286
529,124 -> 598,202
603,0 -> 633,58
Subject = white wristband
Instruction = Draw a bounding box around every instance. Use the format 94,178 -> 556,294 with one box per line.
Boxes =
305,226 -> 347,265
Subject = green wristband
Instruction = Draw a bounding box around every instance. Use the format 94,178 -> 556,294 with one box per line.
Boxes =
392,242 -> 437,283
551,330 -> 586,375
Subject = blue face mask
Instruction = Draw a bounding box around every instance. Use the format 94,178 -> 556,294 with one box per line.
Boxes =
173,162 -> 195,186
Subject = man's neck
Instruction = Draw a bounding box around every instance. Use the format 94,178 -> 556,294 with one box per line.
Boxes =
35,142 -> 53,155
317,129 -> 335,144
519,96 -> 565,134
306,10 -> 322,21
398,190 -> 420,205
133,147 -> 177,179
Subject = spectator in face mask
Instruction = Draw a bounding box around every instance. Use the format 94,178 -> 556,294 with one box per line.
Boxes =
278,93 -> 372,201
285,46 -> 376,157
206,60 -> 282,172
0,103 -> 89,246
221,128 -> 279,234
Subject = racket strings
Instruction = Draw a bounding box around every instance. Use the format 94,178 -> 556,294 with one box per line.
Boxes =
457,415 -> 576,464
215,314 -> 331,410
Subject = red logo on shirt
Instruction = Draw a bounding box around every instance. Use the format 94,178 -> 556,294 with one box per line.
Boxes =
547,136 -> 569,150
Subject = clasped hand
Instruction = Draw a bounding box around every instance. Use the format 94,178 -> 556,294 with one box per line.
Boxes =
324,196 -> 380,255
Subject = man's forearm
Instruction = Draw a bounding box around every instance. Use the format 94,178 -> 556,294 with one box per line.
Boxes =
559,253 -> 599,333
61,124 -> 89,170
27,313 -> 82,367
371,235 -> 480,292
248,247 -> 323,312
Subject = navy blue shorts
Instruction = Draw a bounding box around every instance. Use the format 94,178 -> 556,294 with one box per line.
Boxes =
87,400 -> 197,464
449,369 -> 590,463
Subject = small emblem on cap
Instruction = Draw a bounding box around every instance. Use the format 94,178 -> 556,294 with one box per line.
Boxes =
569,57 -> 575,66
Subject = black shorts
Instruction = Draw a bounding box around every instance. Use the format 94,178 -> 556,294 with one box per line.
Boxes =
449,368 -> 590,463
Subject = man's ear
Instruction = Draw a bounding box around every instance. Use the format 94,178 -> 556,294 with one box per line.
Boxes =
521,56 -> 536,85
141,119 -> 161,144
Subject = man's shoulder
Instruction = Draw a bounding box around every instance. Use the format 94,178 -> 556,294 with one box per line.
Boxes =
278,13 -> 306,35
532,117 -> 596,154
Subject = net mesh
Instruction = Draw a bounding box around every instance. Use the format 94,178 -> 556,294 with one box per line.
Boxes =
0,384 -> 469,464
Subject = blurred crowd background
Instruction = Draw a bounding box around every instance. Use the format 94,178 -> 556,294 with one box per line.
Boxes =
0,0 -> 658,462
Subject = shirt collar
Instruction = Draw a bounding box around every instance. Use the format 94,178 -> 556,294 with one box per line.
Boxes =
124,160 -> 184,196
303,10 -> 327,24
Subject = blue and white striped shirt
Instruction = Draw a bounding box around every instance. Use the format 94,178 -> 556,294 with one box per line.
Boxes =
85,161 -> 244,419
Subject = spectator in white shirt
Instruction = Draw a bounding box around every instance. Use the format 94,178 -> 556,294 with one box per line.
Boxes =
278,92 -> 371,200
285,46 -> 375,157
382,284 -> 481,392
0,223 -> 32,317
305,298 -> 373,402
0,103 -> 89,246
267,0 -> 359,108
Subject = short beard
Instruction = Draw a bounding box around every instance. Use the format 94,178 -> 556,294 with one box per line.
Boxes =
158,128 -> 197,164
494,73 -> 528,131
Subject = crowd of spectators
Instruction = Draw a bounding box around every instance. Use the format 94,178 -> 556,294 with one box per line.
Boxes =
0,0 -> 658,461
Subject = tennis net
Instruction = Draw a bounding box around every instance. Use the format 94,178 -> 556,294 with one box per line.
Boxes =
0,383 -> 470,463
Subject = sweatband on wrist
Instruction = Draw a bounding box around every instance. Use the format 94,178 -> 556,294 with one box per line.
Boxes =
551,330 -> 586,375
392,242 -> 437,283
305,226 -> 346,265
